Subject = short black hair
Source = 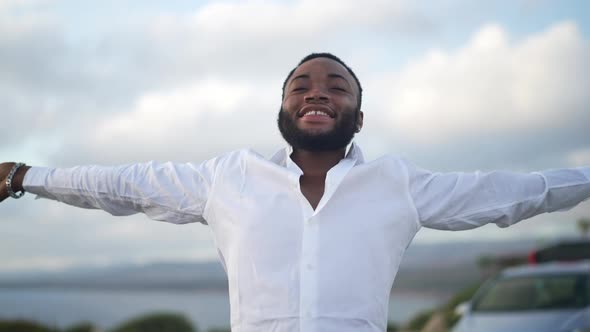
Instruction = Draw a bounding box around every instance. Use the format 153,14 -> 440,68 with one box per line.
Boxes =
281,53 -> 363,110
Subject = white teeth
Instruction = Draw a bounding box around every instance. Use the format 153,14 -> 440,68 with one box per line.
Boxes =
305,110 -> 329,116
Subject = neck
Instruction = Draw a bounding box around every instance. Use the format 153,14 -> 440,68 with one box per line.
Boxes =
290,147 -> 347,176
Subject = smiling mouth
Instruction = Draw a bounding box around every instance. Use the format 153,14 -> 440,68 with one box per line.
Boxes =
298,107 -> 335,118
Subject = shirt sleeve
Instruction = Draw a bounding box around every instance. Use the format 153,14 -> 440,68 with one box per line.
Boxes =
406,162 -> 590,231
22,157 -> 226,225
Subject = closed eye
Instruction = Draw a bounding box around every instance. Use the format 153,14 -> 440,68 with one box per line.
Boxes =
331,87 -> 347,92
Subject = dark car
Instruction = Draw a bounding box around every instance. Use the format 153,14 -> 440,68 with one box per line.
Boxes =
529,239 -> 590,264
453,261 -> 590,332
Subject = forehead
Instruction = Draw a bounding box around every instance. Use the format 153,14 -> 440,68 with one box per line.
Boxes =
289,58 -> 356,88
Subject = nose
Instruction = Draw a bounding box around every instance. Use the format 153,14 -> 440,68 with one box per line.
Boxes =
304,88 -> 329,103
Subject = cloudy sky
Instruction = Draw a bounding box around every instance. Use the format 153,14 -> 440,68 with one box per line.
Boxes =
1,0 -> 589,272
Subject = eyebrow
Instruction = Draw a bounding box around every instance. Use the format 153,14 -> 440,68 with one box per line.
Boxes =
327,73 -> 348,81
289,74 -> 310,84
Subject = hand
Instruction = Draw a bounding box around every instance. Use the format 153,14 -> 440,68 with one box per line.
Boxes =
0,162 -> 31,203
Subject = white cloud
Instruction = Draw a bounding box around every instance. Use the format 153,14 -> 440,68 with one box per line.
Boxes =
0,0 -> 52,13
94,80 -> 253,145
382,21 -> 590,144
57,78 -> 285,165
0,0 -> 436,156
567,148 -> 590,167
189,0 -> 426,38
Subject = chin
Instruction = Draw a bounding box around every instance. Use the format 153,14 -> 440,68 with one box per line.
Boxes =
299,126 -> 335,135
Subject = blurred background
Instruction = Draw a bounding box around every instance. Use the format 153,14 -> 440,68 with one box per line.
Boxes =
1,0 -> 589,331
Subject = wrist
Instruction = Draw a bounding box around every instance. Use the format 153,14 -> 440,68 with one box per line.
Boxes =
12,165 -> 31,193
5,163 -> 30,198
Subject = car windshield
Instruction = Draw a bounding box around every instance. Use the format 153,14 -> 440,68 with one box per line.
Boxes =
472,273 -> 590,312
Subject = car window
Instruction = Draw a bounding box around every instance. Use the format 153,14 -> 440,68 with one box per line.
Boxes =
472,274 -> 589,312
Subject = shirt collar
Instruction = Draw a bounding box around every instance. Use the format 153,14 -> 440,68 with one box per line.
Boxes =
270,142 -> 365,172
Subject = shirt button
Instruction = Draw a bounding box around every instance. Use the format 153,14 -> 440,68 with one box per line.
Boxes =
306,263 -> 313,270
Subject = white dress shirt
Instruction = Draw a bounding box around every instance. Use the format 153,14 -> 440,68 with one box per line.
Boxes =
23,143 -> 590,332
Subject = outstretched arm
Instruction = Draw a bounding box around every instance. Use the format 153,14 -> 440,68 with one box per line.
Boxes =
0,158 -> 225,224
407,163 -> 590,231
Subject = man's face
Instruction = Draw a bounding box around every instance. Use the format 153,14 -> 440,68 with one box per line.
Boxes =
278,57 -> 363,151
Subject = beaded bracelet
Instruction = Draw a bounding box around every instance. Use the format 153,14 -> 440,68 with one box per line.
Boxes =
6,162 -> 26,199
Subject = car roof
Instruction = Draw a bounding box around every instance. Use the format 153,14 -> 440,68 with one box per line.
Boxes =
501,261 -> 590,278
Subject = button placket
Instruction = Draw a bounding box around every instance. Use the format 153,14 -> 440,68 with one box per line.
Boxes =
299,214 -> 319,329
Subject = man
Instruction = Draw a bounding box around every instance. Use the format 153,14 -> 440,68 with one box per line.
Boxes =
1,53 -> 590,332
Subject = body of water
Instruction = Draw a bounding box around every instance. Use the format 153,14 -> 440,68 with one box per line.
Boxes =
0,288 -> 446,331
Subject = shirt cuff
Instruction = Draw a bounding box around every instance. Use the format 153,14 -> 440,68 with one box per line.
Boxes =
22,166 -> 52,195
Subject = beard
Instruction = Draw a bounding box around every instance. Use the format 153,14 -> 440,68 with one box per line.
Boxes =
277,107 -> 359,151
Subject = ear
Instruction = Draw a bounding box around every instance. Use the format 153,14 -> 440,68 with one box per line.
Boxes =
356,111 -> 364,133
